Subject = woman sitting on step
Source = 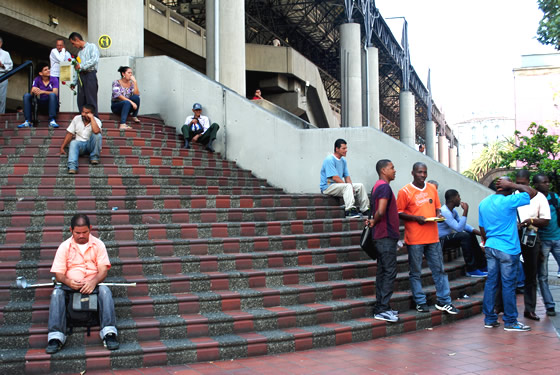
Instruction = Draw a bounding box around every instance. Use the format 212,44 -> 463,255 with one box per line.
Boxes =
111,66 -> 140,130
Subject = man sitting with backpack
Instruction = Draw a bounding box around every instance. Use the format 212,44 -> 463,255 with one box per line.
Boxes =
46,214 -> 119,354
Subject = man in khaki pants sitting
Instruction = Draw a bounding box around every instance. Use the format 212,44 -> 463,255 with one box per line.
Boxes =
319,138 -> 369,218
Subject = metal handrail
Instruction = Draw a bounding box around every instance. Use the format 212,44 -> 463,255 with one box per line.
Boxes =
0,60 -> 34,93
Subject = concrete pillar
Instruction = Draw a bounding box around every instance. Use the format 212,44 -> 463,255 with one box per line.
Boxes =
425,120 -> 436,159
88,0 -> 144,57
366,46 -> 380,129
449,145 -> 457,170
340,23 -> 362,127
399,91 -> 415,148
438,135 -> 448,166
207,0 -> 246,96
453,145 -> 460,172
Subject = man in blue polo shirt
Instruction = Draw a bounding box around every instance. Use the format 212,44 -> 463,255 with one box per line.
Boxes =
479,177 -> 537,332
319,139 -> 369,218
18,63 -> 59,128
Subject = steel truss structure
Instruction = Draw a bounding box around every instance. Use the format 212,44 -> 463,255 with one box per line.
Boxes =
163,0 -> 456,145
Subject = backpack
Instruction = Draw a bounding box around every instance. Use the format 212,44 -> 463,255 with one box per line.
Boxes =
548,193 -> 560,227
62,286 -> 100,336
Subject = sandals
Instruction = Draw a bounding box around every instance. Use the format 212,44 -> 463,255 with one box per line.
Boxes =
132,117 -> 140,123
119,124 -> 132,130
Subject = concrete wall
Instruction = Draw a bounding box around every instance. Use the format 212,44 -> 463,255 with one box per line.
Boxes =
129,55 -> 491,227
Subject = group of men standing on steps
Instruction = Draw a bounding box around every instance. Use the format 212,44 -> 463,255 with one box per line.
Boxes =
320,139 -> 460,325
320,139 -> 558,331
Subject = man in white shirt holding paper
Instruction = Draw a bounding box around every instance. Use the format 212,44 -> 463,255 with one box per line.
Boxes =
49,39 -> 71,79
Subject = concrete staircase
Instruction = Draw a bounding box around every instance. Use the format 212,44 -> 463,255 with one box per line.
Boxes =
0,112 -> 484,374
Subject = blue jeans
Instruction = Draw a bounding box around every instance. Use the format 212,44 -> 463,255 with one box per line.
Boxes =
23,92 -> 59,121
47,285 -> 117,344
483,247 -> 520,325
407,242 -> 451,305
538,239 -> 560,309
68,133 -> 102,171
111,95 -> 140,124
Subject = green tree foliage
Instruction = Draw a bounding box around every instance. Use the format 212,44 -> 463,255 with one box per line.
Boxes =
494,123 -> 560,192
537,0 -> 560,49
462,140 -> 514,181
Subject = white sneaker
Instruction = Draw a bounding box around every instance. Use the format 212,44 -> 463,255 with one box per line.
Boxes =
374,310 -> 398,323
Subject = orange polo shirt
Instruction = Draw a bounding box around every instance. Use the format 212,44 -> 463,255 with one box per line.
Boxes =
397,182 -> 441,245
50,234 -> 111,281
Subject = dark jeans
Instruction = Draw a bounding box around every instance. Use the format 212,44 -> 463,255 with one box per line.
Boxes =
23,93 -> 59,121
440,231 -> 486,272
77,70 -> 98,116
539,240 -> 560,309
483,247 -> 520,325
47,284 -> 117,344
111,95 -> 140,124
520,237 -> 540,313
181,123 -> 220,145
373,237 -> 398,314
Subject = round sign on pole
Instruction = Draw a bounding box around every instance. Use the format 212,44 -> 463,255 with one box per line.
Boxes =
98,35 -> 112,49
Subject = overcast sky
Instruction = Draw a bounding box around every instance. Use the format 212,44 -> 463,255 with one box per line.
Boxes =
374,0 -> 557,125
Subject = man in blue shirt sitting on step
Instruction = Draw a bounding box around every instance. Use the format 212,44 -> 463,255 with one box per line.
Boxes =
319,138 -> 369,218
438,189 -> 487,278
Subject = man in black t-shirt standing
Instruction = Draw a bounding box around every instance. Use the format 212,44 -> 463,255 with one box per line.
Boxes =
366,159 -> 400,323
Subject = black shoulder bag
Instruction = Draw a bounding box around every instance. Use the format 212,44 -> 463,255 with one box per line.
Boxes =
360,211 -> 377,260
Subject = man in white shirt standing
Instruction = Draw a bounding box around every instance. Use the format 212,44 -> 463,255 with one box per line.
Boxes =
49,38 -> 71,79
0,36 -> 14,114
59,104 -> 102,174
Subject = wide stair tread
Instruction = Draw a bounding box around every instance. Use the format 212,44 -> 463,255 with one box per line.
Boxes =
0,112 -> 482,374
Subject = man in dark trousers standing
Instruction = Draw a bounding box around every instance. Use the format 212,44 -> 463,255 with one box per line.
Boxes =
366,159 -> 400,323
69,32 -> 100,116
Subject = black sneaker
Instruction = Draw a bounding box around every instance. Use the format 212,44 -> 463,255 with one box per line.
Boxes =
416,304 -> 430,313
103,333 -> 119,350
546,308 -> 556,316
361,209 -> 370,218
435,303 -> 459,315
484,321 -> 500,329
345,208 -> 361,218
46,339 -> 63,354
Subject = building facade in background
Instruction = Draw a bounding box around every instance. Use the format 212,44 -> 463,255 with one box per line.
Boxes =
452,116 -> 515,173
513,53 -> 560,137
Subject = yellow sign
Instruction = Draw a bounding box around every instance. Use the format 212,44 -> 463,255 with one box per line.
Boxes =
98,35 -> 112,49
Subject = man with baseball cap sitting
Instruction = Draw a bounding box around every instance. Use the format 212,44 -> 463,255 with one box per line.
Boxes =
181,102 -> 220,153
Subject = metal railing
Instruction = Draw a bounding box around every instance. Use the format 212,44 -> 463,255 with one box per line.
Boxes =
0,60 -> 34,94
